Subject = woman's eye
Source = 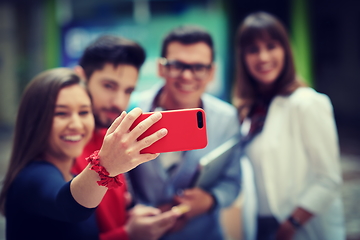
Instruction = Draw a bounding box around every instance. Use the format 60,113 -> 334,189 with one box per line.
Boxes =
267,42 -> 277,50
55,112 -> 68,116
79,111 -> 90,116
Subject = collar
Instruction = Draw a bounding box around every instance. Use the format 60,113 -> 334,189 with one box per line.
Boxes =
150,87 -> 204,112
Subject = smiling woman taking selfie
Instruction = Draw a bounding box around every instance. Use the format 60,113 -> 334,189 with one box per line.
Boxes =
0,68 -> 169,240
233,12 -> 344,240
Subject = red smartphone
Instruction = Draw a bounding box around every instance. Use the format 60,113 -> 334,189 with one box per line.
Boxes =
130,108 -> 208,153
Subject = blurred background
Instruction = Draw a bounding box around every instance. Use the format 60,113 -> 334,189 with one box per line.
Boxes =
0,0 -> 359,239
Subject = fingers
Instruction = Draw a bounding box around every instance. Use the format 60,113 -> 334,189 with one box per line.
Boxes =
182,188 -> 203,197
112,108 -> 163,140
159,208 -> 183,220
137,128 -> 168,152
127,153 -> 161,171
171,204 -> 191,215
106,111 -> 127,135
131,204 -> 161,217
115,108 -> 143,136
101,108 -> 168,174
109,108 -> 167,154
127,111 -> 163,139
151,210 -> 181,230
175,189 -> 194,200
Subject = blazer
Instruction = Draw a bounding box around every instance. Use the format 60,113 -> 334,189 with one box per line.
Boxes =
127,84 -> 242,240
242,87 -> 345,240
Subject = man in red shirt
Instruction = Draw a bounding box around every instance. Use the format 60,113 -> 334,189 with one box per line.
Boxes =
72,35 -> 181,240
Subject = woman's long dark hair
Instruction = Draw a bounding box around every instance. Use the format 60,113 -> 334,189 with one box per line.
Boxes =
233,12 -> 305,120
0,68 -> 82,215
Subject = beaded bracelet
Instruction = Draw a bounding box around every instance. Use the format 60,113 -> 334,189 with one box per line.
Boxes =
86,150 -> 123,189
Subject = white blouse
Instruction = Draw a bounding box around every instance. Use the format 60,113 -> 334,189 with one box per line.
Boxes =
241,87 -> 345,240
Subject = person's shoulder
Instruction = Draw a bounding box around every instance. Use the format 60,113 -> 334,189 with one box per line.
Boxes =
13,162 -> 62,187
289,87 -> 330,105
202,93 -> 237,116
20,162 -> 60,177
22,161 -> 58,173
286,87 -> 333,113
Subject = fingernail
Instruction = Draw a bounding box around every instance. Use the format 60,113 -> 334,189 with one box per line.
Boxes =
160,128 -> 168,135
152,112 -> 162,120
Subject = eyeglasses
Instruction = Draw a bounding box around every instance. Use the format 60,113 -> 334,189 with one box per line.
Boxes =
159,58 -> 212,80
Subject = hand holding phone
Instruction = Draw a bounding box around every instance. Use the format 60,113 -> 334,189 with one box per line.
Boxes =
171,204 -> 191,214
130,108 -> 208,153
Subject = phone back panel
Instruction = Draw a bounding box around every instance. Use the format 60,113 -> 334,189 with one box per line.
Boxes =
130,108 -> 208,153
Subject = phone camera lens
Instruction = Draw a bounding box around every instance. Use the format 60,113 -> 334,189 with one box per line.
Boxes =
197,111 -> 204,128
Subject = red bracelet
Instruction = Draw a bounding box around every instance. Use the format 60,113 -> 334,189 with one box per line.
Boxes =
86,150 -> 123,189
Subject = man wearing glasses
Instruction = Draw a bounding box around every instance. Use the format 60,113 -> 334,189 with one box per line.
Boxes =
128,25 -> 241,240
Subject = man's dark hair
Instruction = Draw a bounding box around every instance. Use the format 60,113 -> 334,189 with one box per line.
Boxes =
161,25 -> 215,62
79,35 -> 146,79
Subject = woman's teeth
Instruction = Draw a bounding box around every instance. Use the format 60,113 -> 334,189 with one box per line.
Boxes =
62,135 -> 82,142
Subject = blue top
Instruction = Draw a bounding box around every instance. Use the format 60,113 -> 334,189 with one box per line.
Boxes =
128,85 -> 242,240
6,161 -> 99,240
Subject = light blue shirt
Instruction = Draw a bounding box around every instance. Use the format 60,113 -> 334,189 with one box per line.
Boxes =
128,85 -> 242,240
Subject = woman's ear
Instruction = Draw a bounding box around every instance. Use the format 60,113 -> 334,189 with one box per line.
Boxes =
74,66 -> 87,82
